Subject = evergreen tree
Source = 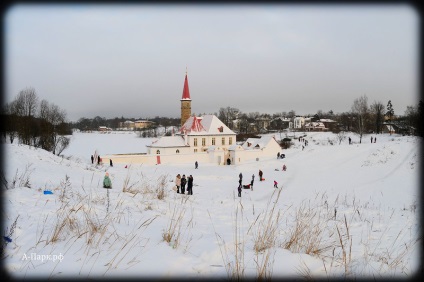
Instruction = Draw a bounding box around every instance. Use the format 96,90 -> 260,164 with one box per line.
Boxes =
386,100 -> 394,121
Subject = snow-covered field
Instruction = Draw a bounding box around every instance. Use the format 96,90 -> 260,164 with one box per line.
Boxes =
2,131 -> 422,280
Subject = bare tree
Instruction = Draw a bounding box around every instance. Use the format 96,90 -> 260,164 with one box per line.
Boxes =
336,131 -> 347,145
370,101 -> 385,134
38,99 -> 69,154
13,88 -> 39,145
351,95 -> 368,143
218,107 -> 239,129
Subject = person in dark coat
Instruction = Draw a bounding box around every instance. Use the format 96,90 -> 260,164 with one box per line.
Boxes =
374,137 -> 377,143
277,152 -> 280,159
259,170 -> 263,181
239,173 -> 243,182
187,175 -> 194,195
348,137 -> 352,145
181,174 -> 187,194
91,155 -> 94,164
110,159 -> 113,167
97,155 -> 101,165
195,161 -> 198,169
238,183 -> 242,197
227,158 -> 231,165
250,177 -> 254,191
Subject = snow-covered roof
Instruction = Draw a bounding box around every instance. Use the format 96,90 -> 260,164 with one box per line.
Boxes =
228,145 -> 243,151
305,122 -> 326,128
319,119 -> 336,123
242,136 -> 276,150
147,136 -> 187,148
179,115 -> 236,136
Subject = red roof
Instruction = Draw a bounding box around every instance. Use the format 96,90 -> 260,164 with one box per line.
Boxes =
180,115 -> 205,133
181,73 -> 191,100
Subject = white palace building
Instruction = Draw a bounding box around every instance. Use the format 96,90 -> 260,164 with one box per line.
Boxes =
102,72 -> 281,166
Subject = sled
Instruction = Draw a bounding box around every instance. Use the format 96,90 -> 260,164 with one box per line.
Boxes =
43,190 -> 53,195
261,178 -> 265,181
243,184 -> 251,189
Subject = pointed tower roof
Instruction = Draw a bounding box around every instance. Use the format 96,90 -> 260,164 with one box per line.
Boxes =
181,71 -> 191,100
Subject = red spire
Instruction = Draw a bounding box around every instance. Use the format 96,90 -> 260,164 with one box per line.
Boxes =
181,72 -> 191,100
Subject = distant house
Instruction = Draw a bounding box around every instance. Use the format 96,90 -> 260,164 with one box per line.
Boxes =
98,126 -> 112,132
304,122 -> 328,131
293,117 -> 305,129
270,117 -> 291,131
383,121 -> 414,135
319,119 -> 338,131
118,120 -> 154,130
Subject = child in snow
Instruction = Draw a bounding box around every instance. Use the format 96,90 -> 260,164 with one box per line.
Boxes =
282,164 -> 287,171
274,180 -> 278,188
103,172 -> 112,188
238,183 -> 242,197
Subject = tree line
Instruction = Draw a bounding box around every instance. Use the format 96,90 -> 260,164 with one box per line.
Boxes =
217,96 -> 423,138
1,87 -> 72,155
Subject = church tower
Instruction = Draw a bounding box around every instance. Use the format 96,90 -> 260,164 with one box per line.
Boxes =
180,70 -> 192,126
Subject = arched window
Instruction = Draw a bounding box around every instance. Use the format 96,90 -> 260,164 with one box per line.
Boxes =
176,149 -> 180,154
156,150 -> 160,154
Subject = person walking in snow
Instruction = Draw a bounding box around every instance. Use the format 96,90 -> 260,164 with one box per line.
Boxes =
374,137 -> 377,143
187,175 -> 194,195
371,136 -> 373,143
195,161 -> 198,169
250,178 -> 254,191
110,159 -> 113,167
181,174 -> 187,194
239,172 -> 243,183
103,172 -> 112,189
282,164 -> 287,171
97,155 -> 101,165
277,152 -> 280,159
175,174 -> 181,193
238,182 -> 242,197
274,180 -> 278,188
259,169 -> 263,181
91,155 -> 94,164
348,137 -> 352,145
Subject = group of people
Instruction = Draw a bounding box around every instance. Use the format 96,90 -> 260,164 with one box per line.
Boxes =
91,154 -> 101,165
237,165 -> 289,196
301,139 -> 309,151
175,174 -> 194,195
238,173 -> 255,197
371,136 -> 377,143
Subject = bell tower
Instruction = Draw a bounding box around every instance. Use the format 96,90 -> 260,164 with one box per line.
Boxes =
180,69 -> 192,126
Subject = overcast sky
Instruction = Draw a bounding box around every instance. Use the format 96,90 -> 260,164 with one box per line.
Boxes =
4,4 -> 419,122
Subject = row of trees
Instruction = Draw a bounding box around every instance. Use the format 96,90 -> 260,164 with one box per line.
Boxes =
350,96 -> 423,141
216,97 -> 423,138
71,116 -> 180,133
1,88 -> 72,155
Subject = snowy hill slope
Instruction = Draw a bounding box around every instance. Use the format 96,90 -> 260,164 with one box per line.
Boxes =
2,132 -> 421,279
